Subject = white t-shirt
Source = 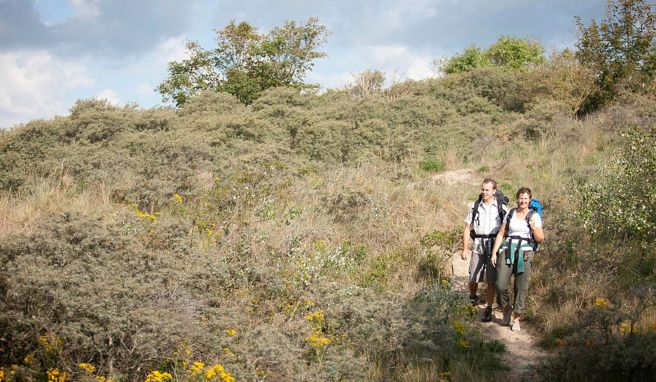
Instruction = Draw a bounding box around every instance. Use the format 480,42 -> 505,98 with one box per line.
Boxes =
507,211 -> 543,239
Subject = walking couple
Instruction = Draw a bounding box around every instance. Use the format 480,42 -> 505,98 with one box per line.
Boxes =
462,178 -> 544,331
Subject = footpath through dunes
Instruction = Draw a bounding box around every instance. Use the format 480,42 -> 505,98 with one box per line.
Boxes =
432,166 -> 548,381
451,255 -> 548,381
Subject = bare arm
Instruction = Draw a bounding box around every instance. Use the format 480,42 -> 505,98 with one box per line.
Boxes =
462,223 -> 471,260
490,223 -> 506,266
529,217 -> 545,243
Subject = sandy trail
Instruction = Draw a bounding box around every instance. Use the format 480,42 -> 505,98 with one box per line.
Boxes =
452,255 -> 547,381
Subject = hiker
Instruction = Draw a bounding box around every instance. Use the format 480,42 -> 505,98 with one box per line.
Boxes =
491,187 -> 544,332
462,178 -> 508,322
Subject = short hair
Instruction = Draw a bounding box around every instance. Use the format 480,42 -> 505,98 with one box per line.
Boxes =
516,187 -> 532,199
482,178 -> 497,189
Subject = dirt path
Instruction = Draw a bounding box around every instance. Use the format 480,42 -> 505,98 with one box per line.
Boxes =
451,255 -> 547,381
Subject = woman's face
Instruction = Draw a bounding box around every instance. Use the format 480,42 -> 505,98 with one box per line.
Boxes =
517,192 -> 531,209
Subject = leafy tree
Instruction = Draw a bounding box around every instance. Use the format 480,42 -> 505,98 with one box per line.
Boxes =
486,36 -> 544,69
577,126 -> 656,245
576,0 -> 656,111
158,18 -> 328,106
439,37 -> 544,74
439,46 -> 490,74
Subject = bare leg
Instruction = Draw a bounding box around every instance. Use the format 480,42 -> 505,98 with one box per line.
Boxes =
468,282 -> 478,299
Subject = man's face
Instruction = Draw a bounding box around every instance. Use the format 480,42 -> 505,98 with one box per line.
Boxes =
481,182 -> 495,202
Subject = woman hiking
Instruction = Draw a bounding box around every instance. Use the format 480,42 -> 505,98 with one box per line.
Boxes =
491,187 -> 544,332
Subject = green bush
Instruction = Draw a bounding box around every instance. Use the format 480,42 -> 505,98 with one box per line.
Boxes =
419,158 -> 445,172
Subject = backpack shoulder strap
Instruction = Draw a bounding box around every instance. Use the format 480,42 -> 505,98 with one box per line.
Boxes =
504,208 -> 516,238
470,194 -> 483,228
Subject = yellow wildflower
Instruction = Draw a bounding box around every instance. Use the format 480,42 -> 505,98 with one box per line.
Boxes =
174,193 -> 184,203
594,298 -> 609,309
452,321 -> 466,335
144,370 -> 172,382
23,353 -> 36,365
305,310 -> 325,324
190,361 -> 205,375
0,369 -> 5,382
307,332 -> 331,349
131,206 -> 157,222
205,364 -> 235,382
458,339 -> 470,349
226,328 -> 237,337
47,368 -> 68,382
79,363 -> 95,374
619,321 -> 632,334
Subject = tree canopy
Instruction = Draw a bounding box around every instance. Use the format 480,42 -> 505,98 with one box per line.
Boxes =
158,18 -> 328,106
576,0 -> 656,111
439,36 -> 544,75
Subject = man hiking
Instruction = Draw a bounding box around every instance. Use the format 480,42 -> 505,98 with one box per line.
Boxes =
462,178 -> 508,322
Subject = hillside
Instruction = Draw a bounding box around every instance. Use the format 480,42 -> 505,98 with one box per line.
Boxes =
1,63 -> 655,381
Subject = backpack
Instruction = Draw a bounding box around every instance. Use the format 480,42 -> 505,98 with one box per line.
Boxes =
529,199 -> 542,217
469,189 -> 509,240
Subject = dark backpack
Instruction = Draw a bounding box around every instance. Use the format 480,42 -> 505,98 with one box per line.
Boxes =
469,189 -> 509,240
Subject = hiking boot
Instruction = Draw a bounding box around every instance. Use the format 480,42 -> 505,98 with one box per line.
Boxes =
482,306 -> 493,322
469,295 -> 479,305
511,319 -> 521,332
502,308 -> 512,326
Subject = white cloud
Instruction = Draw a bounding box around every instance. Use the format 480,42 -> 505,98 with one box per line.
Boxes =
95,89 -> 121,106
136,81 -> 155,98
68,0 -> 101,19
0,50 -> 93,128
154,36 -> 190,65
360,45 -> 438,81
383,0 -> 437,30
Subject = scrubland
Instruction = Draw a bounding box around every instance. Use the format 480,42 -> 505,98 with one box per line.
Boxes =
1,66 -> 655,381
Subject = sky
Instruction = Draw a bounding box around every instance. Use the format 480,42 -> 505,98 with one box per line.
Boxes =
0,0 -> 607,128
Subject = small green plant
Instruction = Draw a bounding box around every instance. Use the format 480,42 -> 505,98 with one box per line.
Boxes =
419,158 -> 446,172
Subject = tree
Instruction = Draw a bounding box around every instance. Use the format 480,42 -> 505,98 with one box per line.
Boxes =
439,46 -> 490,74
576,0 -> 656,111
158,18 -> 328,106
486,36 -> 544,69
438,37 -> 544,74
349,70 -> 386,98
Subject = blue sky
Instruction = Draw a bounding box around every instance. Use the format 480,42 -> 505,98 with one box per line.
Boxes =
0,0 -> 606,128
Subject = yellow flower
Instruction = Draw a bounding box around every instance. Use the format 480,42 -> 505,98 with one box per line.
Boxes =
305,310 -> 325,324
0,369 -> 5,382
79,363 -> 95,374
452,321 -> 466,335
619,321 -> 632,334
174,193 -> 184,203
205,364 -> 234,382
23,353 -> 36,365
226,328 -> 237,337
190,361 -> 205,375
47,368 -> 68,382
144,370 -> 172,382
594,298 -> 609,309
307,332 -> 331,349
458,339 -> 470,349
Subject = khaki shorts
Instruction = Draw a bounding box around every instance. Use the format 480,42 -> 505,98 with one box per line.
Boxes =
468,250 -> 497,283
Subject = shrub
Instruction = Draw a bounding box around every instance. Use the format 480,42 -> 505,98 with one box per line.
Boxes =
419,158 -> 446,172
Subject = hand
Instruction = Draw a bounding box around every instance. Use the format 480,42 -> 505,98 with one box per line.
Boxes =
461,249 -> 469,260
491,253 -> 497,266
